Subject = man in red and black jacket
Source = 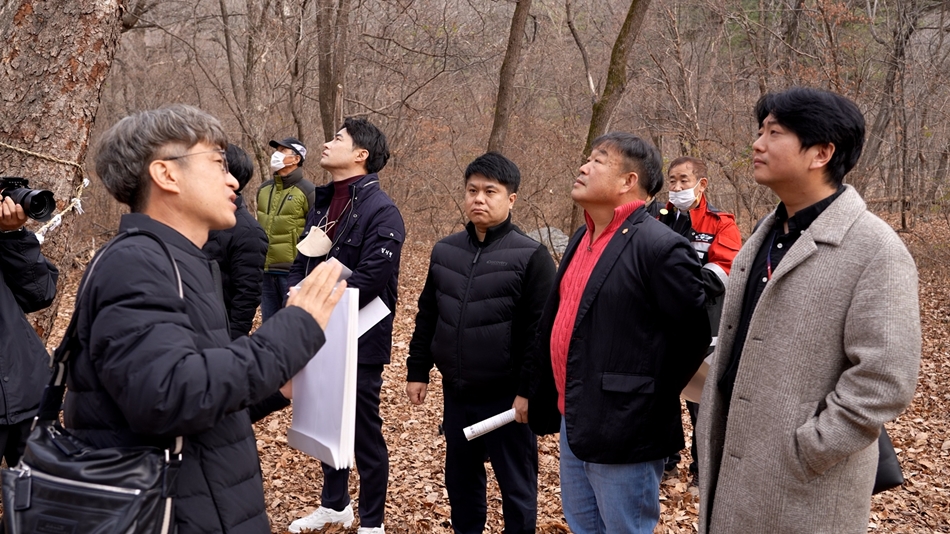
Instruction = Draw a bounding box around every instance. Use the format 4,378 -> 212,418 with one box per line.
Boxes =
659,156 -> 742,483
527,133 -> 710,534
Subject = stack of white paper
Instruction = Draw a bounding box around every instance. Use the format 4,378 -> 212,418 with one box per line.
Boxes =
288,288 -> 360,469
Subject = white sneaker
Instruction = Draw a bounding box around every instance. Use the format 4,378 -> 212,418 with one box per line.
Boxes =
288,504 -> 355,532
357,527 -> 385,534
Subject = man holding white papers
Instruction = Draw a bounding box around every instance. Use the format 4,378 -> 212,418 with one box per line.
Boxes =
288,118 -> 405,534
407,152 -> 555,534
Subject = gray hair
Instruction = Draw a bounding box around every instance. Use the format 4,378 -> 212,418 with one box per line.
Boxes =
95,105 -> 227,212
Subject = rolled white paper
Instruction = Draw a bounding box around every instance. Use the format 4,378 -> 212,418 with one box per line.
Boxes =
463,408 -> 517,441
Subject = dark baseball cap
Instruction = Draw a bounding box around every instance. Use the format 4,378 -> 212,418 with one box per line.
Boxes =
269,137 -> 307,164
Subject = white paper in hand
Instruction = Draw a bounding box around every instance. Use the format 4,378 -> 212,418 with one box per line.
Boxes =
358,297 -> 391,337
463,409 -> 517,441
288,288 -> 359,469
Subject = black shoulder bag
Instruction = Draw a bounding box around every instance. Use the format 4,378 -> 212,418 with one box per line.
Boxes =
873,426 -> 904,494
1,228 -> 183,534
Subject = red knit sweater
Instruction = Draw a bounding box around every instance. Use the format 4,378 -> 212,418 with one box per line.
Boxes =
550,200 -> 644,414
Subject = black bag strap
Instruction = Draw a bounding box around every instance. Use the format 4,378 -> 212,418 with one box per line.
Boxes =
35,227 -> 184,457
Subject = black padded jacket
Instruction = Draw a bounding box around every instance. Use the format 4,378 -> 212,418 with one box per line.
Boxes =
63,214 -> 326,534
0,228 -> 57,425
407,217 -> 555,400
203,194 -> 268,340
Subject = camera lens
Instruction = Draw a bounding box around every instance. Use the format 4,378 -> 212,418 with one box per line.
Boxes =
7,187 -> 55,221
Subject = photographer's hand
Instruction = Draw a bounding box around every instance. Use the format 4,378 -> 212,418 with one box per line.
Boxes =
0,197 -> 27,231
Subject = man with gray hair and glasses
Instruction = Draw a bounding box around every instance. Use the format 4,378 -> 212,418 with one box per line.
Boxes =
62,104 -> 345,534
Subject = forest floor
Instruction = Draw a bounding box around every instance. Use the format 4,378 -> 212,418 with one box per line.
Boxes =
41,215 -> 950,533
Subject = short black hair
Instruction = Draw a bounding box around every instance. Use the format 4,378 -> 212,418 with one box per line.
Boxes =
755,87 -> 865,187
464,152 -> 521,193
226,143 -> 254,193
342,117 -> 390,174
591,132 -> 663,197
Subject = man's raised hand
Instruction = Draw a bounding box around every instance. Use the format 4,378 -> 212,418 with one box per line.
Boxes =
286,260 -> 346,330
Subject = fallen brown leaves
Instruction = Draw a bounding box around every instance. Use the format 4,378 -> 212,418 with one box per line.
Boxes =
39,216 -> 950,533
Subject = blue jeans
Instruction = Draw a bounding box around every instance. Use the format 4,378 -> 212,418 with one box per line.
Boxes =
261,272 -> 289,322
558,418 -> 663,534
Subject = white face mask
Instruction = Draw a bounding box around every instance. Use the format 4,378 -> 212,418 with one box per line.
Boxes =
270,151 -> 287,173
296,224 -> 334,257
669,185 -> 698,211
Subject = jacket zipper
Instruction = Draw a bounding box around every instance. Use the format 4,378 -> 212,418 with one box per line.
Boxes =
21,465 -> 142,495
456,247 -> 481,387
276,190 -> 292,216
265,184 -> 276,223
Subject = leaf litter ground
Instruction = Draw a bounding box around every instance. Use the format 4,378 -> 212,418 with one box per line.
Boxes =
39,216 -> 950,533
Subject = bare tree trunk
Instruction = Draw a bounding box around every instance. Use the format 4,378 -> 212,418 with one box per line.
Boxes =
487,0 -> 533,153
569,0 -> 652,231
317,0 -> 353,141
858,0 -> 918,195
0,0 -> 123,342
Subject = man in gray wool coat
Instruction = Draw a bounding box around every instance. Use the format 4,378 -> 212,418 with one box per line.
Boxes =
697,87 -> 922,534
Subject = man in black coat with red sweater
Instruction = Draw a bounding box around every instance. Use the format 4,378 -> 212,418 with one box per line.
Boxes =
526,133 -> 710,534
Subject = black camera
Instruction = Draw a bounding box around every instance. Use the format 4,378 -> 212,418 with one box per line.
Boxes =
0,177 -> 55,222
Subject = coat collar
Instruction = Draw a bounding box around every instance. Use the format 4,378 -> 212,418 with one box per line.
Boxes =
801,185 -> 865,246
118,213 -> 205,259
736,184 -> 865,285
274,167 -> 305,187
314,173 -> 381,205
558,205 -> 649,329
465,214 -> 516,247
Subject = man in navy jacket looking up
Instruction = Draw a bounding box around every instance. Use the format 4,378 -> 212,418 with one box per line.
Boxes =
288,117 -> 405,534
406,152 -> 555,534
527,132 -> 710,534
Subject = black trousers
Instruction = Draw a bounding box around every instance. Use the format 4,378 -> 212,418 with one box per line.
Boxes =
0,418 -> 33,468
442,391 -> 537,534
321,364 -> 389,528
665,401 -> 700,475
686,400 -> 699,474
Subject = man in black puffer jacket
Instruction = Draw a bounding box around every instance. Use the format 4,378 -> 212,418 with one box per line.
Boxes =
407,152 -> 556,534
63,105 -> 345,534
203,144 -> 269,340
0,195 -> 58,469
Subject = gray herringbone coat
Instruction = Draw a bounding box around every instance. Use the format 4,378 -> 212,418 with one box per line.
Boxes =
697,186 -> 921,534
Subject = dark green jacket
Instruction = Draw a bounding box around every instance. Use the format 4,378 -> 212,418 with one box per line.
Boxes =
256,168 -> 315,272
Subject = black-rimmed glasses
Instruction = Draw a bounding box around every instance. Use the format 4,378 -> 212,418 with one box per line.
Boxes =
162,149 -> 229,175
